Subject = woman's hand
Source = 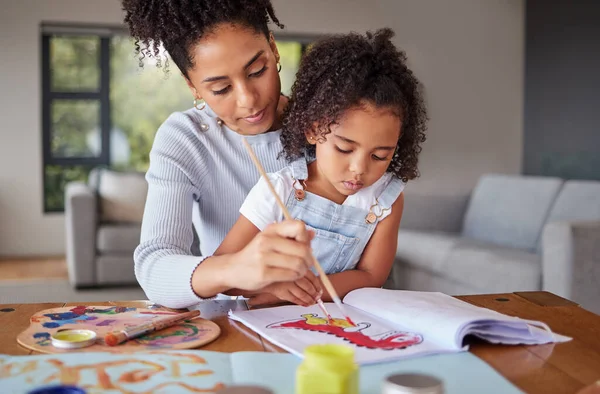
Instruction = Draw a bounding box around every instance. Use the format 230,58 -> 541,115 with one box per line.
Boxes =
192,218 -> 318,299
247,270 -> 322,307
224,219 -> 316,291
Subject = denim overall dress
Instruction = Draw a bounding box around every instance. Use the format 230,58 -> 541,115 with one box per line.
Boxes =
286,158 -> 405,274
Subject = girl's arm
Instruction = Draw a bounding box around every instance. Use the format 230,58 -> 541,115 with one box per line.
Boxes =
212,216 -> 261,297
192,216 -> 260,298
319,193 -> 405,301
213,216 -> 266,298
214,216 -> 261,257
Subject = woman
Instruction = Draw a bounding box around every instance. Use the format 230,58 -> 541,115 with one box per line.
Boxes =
122,0 -> 320,308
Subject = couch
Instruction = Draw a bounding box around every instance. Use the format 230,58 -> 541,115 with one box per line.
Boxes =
65,168 -> 147,288
388,174 -> 600,314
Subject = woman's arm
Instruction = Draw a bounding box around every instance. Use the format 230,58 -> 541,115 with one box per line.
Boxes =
134,114 -> 213,309
319,193 -> 405,300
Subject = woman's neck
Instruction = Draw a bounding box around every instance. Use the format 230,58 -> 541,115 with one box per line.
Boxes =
269,94 -> 288,132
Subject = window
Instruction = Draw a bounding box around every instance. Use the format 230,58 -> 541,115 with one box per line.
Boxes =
41,24 -> 313,212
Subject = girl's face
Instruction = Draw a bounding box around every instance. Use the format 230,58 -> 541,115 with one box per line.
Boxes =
307,102 -> 402,203
186,23 -> 282,135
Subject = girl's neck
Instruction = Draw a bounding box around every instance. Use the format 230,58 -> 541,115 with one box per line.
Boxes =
306,160 -> 347,205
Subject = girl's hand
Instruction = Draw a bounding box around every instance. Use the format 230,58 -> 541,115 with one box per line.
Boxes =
248,271 -> 322,307
225,220 -> 315,291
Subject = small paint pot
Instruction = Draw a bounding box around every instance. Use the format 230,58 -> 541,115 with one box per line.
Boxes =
382,373 -> 444,394
51,329 -> 97,349
28,385 -> 87,393
216,386 -> 273,394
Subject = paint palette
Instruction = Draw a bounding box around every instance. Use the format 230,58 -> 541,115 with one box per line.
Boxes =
17,305 -> 221,354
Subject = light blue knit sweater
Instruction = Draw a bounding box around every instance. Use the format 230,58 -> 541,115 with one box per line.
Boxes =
134,106 -> 287,308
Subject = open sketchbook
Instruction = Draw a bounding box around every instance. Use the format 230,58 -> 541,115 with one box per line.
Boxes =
0,350 -> 522,394
229,288 -> 571,365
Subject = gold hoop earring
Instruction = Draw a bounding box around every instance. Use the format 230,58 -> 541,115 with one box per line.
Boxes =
277,62 -> 282,73
194,98 -> 206,111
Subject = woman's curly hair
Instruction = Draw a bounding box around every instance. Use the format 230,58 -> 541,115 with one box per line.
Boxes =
122,0 -> 283,78
281,28 -> 428,182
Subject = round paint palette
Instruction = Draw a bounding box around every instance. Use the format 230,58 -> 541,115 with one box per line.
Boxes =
17,305 -> 221,354
51,329 -> 97,349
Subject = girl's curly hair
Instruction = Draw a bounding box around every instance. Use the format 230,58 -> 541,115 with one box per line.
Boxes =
281,28 -> 428,182
122,0 -> 283,78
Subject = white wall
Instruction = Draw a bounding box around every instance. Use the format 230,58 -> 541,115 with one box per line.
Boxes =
0,0 -> 524,257
375,0 -> 525,195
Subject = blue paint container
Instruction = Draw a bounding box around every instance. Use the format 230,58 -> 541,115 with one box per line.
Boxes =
28,385 -> 87,394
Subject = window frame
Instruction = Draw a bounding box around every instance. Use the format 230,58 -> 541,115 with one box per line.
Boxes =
41,26 -> 115,213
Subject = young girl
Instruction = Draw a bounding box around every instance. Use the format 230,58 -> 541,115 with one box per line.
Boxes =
216,28 -> 428,307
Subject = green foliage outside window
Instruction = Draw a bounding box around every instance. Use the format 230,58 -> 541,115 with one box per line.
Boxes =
51,100 -> 100,158
51,36 -> 99,92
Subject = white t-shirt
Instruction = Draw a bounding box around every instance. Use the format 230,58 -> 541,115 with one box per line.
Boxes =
240,166 -> 402,231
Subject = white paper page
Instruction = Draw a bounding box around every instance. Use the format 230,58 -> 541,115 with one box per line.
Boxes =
229,303 -> 463,365
343,288 -> 541,349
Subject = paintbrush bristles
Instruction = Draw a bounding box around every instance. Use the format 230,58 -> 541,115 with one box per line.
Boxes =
241,139 -> 348,322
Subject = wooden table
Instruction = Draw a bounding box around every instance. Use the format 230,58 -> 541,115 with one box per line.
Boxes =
1,292 -> 599,394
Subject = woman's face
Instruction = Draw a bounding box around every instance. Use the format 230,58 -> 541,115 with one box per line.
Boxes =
186,23 -> 282,135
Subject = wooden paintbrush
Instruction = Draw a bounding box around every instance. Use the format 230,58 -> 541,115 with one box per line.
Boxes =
104,310 -> 200,346
241,138 -> 354,326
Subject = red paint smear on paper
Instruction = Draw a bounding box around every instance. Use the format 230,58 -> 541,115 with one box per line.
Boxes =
268,318 -> 422,350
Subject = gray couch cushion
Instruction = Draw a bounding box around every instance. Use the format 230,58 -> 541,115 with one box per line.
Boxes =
462,174 -> 563,251
97,224 -> 141,254
388,263 -> 485,295
96,255 -> 136,284
396,230 -> 463,273
546,180 -> 600,223
400,193 -> 470,233
443,238 -> 541,292
395,229 -> 541,293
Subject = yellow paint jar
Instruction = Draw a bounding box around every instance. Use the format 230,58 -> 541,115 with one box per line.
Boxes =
296,344 -> 359,394
51,329 -> 97,349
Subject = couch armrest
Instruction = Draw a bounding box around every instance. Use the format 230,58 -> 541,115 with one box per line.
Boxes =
541,220 -> 600,314
65,182 -> 98,287
400,192 -> 470,233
